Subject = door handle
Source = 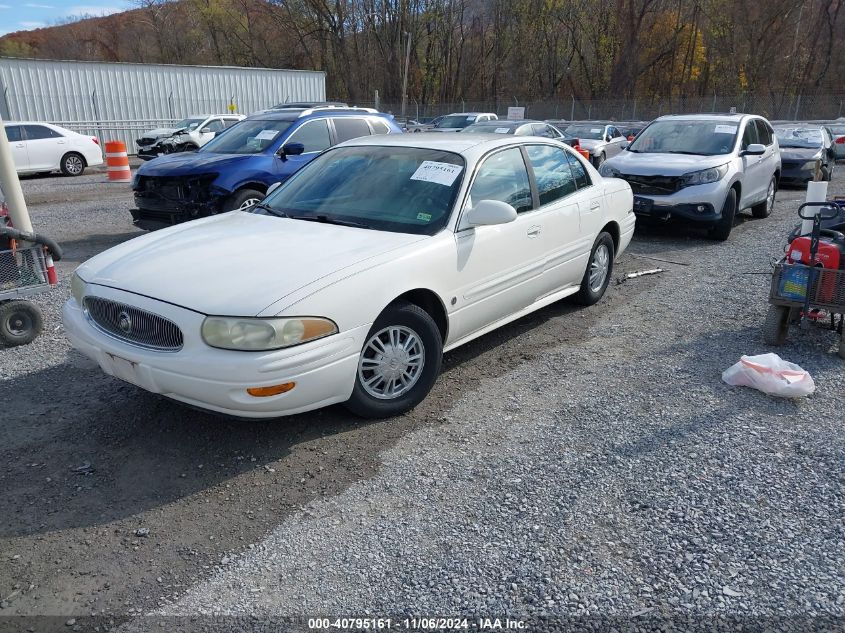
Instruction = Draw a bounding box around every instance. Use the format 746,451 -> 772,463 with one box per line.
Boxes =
14,143 -> 24,147
527,225 -> 541,238
590,200 -> 601,210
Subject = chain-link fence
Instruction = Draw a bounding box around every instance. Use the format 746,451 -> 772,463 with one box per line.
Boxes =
363,93 -> 845,123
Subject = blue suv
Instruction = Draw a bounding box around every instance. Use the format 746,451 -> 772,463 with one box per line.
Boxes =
130,107 -> 403,230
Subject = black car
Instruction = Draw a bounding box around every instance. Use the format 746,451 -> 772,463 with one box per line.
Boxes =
774,125 -> 836,185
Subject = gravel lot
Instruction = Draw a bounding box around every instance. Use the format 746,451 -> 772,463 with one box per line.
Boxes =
1,165 -> 843,632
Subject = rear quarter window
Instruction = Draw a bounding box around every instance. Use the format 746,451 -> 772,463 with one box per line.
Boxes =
333,118 -> 372,143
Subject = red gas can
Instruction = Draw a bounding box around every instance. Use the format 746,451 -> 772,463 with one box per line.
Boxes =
787,235 -> 845,302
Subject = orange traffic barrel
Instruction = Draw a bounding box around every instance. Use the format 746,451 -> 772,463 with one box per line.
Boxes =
105,141 -> 131,182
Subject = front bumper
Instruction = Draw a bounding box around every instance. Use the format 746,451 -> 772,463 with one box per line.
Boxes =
628,180 -> 728,224
131,193 -> 222,231
779,163 -> 816,185
63,285 -> 366,418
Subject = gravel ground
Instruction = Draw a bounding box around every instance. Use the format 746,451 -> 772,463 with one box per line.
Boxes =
1,168 -> 844,632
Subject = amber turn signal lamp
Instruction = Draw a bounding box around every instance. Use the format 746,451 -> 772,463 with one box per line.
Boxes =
247,383 -> 296,397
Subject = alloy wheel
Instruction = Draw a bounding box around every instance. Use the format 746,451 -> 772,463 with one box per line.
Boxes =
65,155 -> 84,175
238,197 -> 261,211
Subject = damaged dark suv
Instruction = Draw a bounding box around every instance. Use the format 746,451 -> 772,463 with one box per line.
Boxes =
131,107 -> 403,230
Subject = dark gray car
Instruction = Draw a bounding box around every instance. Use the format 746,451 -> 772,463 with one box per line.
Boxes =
560,123 -> 628,168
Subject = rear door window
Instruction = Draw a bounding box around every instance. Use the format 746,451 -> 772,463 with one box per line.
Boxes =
369,119 -> 391,135
332,117 -> 372,143
287,119 -> 331,153
23,125 -> 62,140
565,151 -> 591,189
525,145 -> 577,205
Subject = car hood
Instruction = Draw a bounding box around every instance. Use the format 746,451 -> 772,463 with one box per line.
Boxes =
137,151 -> 257,177
78,212 -> 426,316
604,151 -> 731,175
779,147 -> 822,161
142,127 -> 179,139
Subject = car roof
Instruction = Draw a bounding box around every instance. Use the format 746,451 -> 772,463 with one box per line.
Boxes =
655,113 -> 754,123
468,119 -> 542,126
773,123 -> 824,129
246,109 -> 387,122
340,132 -> 571,160
444,112 -> 495,116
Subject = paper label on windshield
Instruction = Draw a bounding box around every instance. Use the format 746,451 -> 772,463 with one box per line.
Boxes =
411,161 -> 463,186
466,116 -> 476,121
255,130 -> 277,141
494,127 -> 510,134
416,212 -> 432,222
590,128 -> 601,133
714,125 -> 737,134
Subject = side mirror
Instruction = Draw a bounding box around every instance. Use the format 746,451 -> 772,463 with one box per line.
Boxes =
742,143 -> 765,156
278,142 -> 305,159
200,127 -> 211,134
461,199 -> 518,229
620,140 -> 629,149
266,181 -> 282,196
605,135 -> 611,142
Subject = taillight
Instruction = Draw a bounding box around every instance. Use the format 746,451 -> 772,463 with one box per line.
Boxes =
836,136 -> 845,145
92,137 -> 100,145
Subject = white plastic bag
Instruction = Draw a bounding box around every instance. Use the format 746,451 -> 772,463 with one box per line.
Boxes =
722,353 -> 815,398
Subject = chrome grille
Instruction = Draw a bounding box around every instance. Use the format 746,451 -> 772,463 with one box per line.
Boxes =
84,296 -> 184,351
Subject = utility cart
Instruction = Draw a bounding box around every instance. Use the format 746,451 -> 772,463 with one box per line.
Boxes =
763,202 -> 845,358
0,224 -> 62,347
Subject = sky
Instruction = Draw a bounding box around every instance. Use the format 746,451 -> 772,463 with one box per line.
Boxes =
0,0 -> 133,36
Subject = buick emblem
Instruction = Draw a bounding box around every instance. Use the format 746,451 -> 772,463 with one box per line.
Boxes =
118,311 -> 132,334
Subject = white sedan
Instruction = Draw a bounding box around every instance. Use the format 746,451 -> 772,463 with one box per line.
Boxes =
64,134 -> 634,419
4,121 -> 104,176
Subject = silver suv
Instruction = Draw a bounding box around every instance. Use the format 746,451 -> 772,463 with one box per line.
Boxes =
599,113 -> 781,240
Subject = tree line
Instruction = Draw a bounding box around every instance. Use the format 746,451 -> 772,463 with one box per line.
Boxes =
1,0 -> 843,107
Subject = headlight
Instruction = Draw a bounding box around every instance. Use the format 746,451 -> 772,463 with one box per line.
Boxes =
201,316 -> 338,351
803,160 -> 821,170
71,271 -> 86,305
681,163 -> 729,186
599,164 -> 620,178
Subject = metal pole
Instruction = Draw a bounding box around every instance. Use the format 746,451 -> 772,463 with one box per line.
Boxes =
401,31 -> 411,119
374,89 -> 380,111
712,91 -> 716,112
795,94 -> 801,120
570,95 -> 575,121
839,100 -> 843,118
168,91 -> 174,119
633,99 -> 637,120
0,115 -> 34,232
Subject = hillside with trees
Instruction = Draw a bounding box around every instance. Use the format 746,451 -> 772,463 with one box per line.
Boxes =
1,0 -> 843,109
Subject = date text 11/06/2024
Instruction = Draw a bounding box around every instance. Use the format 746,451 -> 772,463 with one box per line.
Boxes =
307,617 -> 528,630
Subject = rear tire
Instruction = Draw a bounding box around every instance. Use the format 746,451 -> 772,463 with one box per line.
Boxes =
575,232 -> 614,306
752,177 -> 776,219
762,305 -> 790,346
709,188 -> 737,241
60,152 -> 85,177
0,300 -> 43,347
224,188 -> 263,213
344,301 -> 442,418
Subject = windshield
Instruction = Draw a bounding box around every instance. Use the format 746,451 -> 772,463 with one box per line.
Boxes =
775,127 -> 824,149
437,115 -> 478,129
627,119 -> 738,155
462,123 -> 513,134
256,146 -> 465,235
173,118 -> 205,131
200,120 -> 292,154
563,125 -> 605,140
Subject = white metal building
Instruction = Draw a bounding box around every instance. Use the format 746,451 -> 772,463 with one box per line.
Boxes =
0,57 -> 326,152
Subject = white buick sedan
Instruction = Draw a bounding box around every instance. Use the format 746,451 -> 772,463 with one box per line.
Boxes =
64,134 -> 634,419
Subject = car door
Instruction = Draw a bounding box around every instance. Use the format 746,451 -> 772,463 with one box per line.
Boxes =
450,146 -> 545,340
566,149 -> 605,246
197,118 -> 224,145
739,119 -> 764,207
4,125 -> 29,172
22,124 -> 65,171
277,118 -> 332,176
524,144 -> 589,297
754,119 -> 779,187
605,126 -> 625,157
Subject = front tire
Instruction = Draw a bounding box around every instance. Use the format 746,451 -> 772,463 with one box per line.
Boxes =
709,187 -> 737,241
60,152 -> 85,177
575,232 -> 614,306
344,301 -> 443,418
593,152 -> 606,169
0,300 -> 43,347
752,177 -> 776,219
224,188 -> 263,213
